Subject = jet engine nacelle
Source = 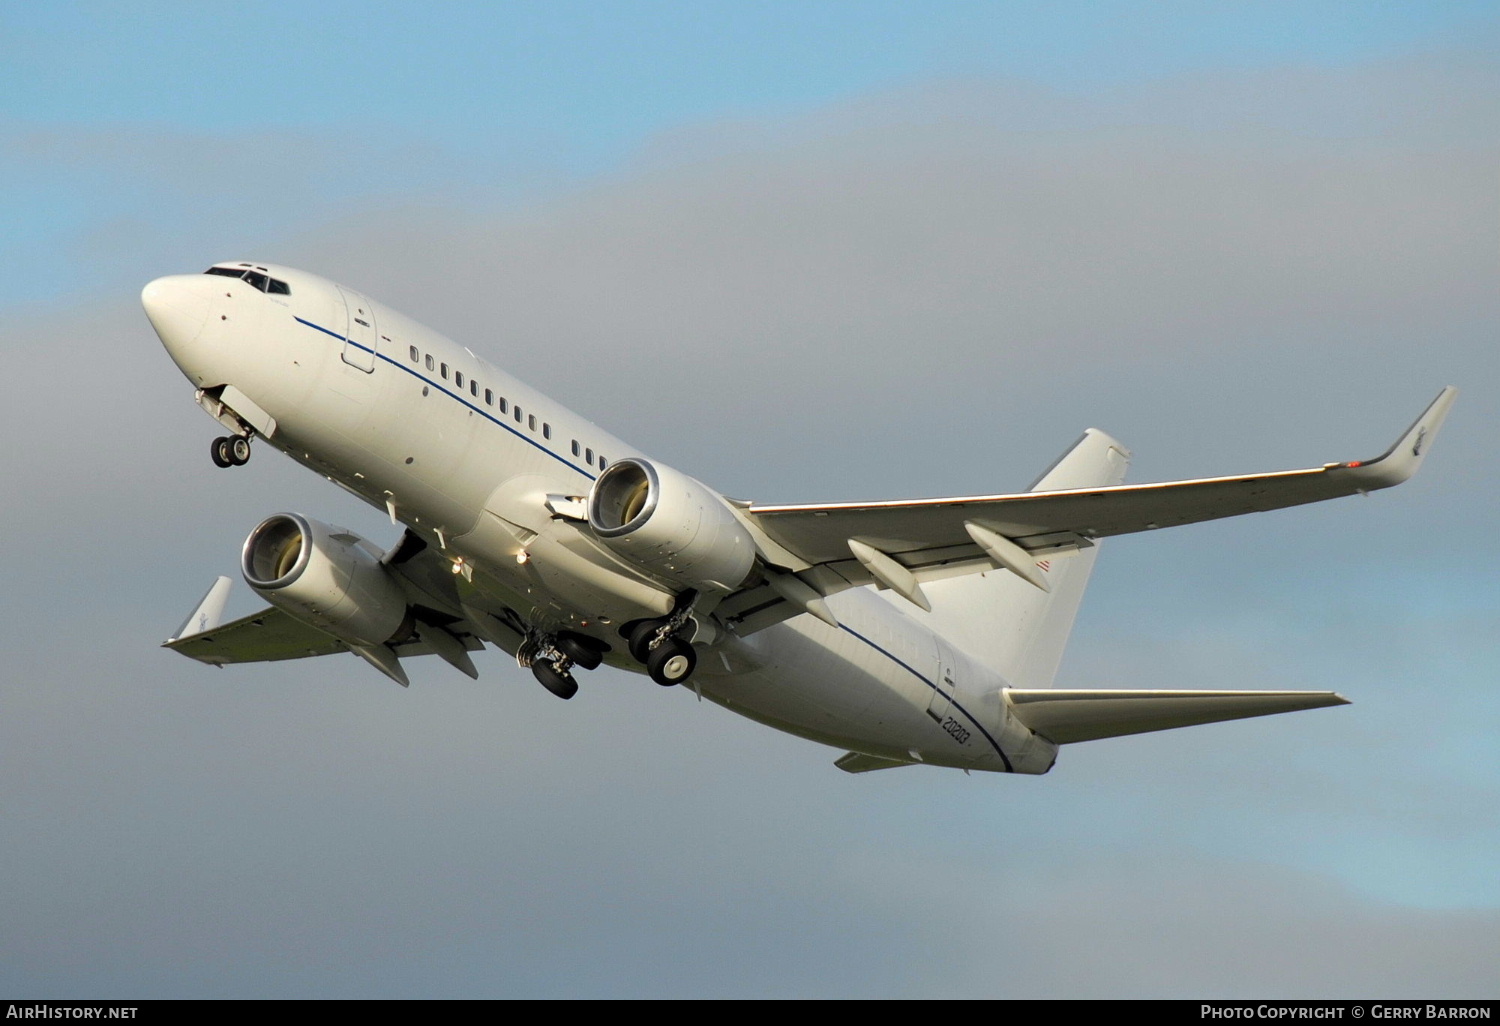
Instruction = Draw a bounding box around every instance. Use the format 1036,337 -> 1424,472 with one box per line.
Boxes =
587,458 -> 755,592
241,512 -> 411,647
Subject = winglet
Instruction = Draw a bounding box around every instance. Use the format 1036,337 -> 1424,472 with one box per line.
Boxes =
166,576 -> 233,643
1339,386 -> 1457,490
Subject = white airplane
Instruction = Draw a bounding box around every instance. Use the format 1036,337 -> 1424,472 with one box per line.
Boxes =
143,261 -> 1455,775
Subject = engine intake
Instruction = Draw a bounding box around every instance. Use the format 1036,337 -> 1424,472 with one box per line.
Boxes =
242,512 -> 411,648
587,458 -> 755,592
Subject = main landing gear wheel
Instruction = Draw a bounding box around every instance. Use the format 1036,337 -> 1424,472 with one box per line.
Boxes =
627,620 -> 659,665
210,436 -> 233,468
646,637 -> 696,687
532,660 -> 579,700
555,632 -> 605,671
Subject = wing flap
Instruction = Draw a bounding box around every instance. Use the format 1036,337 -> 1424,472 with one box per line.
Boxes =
1006,688 -> 1350,744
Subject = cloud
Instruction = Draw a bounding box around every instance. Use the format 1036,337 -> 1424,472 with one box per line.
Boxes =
264,63 -> 1496,505
2,52 -> 1496,997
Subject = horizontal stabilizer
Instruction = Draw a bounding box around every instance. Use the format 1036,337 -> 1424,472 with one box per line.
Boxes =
1006,688 -> 1349,744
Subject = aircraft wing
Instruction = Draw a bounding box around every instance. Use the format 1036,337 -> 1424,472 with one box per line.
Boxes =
167,603 -> 349,665
716,388 -> 1455,634
165,603 -> 490,666
162,538 -> 506,683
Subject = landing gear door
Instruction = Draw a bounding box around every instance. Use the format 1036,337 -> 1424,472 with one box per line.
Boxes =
336,286 -> 378,373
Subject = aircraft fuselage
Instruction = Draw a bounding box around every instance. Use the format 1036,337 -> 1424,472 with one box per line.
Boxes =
143,262 -> 1048,774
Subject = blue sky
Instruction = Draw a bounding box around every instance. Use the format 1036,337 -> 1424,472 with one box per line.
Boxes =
1,1 -> 1496,999
4,2 -> 1496,306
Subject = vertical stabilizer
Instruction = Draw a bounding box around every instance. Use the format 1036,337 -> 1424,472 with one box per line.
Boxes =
915,430 -> 1130,688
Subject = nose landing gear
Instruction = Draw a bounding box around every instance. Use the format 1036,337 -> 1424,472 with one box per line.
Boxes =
210,435 -> 251,468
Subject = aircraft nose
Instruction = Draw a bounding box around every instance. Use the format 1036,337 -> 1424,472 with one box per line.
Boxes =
141,274 -> 213,354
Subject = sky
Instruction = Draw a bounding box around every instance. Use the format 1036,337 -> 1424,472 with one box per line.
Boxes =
1,1 -> 1497,999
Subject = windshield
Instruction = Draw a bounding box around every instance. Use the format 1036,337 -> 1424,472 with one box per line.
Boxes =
205,265 -> 290,295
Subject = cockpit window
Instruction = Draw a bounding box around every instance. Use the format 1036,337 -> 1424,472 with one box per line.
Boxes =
203,266 -> 292,295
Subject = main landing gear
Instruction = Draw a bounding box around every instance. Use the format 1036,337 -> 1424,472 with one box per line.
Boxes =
624,592 -> 701,687
521,629 -> 610,701
627,620 -> 697,687
210,434 -> 251,468
517,594 -> 701,700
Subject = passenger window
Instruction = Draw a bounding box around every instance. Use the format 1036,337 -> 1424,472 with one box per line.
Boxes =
528,414 -> 536,431
598,457 -> 607,469
441,363 -> 449,379
485,389 -> 494,406
409,346 -> 419,362
585,448 -> 594,464
542,423 -> 551,439
498,397 -> 508,414
455,371 -> 464,388
425,355 -> 435,371
514,406 -> 523,423
571,440 -> 581,456
470,380 -> 479,397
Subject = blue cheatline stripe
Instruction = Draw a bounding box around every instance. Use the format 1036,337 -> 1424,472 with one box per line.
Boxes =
294,316 -> 598,481
837,623 -> 1013,772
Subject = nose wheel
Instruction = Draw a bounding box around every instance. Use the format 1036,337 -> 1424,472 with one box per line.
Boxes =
211,435 -> 251,468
